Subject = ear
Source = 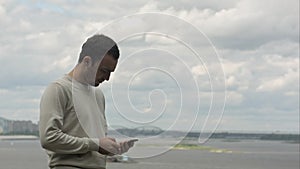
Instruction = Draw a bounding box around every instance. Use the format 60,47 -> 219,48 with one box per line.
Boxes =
82,56 -> 92,67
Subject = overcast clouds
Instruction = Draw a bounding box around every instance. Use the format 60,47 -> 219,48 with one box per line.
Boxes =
0,0 -> 299,133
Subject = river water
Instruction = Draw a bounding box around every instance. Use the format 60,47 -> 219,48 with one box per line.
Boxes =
0,139 -> 298,169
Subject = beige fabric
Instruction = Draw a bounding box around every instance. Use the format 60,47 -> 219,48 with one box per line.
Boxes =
39,75 -> 107,169
51,166 -> 105,169
51,167 -> 83,169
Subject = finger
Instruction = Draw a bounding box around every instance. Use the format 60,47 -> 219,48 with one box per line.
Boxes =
124,141 -> 130,151
111,146 -> 120,155
116,144 -> 122,155
112,142 -> 120,150
128,141 -> 134,147
123,142 -> 127,154
105,142 -> 119,154
120,142 -> 125,154
108,137 -> 116,142
120,141 -> 128,154
121,142 -> 128,154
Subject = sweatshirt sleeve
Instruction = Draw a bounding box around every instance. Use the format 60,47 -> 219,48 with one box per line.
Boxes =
39,83 -> 99,154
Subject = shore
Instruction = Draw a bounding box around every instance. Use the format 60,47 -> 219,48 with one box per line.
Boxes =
0,135 -> 38,140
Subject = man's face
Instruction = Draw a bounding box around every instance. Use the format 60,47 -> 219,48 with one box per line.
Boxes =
91,54 -> 118,87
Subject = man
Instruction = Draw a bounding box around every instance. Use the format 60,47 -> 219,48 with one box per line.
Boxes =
39,34 -> 134,169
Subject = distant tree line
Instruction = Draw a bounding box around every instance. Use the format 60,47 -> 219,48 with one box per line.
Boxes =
186,132 -> 300,141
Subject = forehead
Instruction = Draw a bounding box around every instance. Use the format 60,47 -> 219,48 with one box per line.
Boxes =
98,54 -> 117,70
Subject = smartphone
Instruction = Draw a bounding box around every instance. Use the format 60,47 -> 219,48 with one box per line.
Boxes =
126,138 -> 138,147
128,138 -> 138,143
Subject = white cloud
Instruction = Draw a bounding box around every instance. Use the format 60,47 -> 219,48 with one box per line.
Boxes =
144,34 -> 177,45
258,40 -> 299,58
226,91 -> 244,106
0,0 -> 298,132
42,55 -> 73,73
257,68 -> 299,92
138,0 -> 299,49
138,1 -> 159,12
0,2 -> 6,20
191,65 -> 207,76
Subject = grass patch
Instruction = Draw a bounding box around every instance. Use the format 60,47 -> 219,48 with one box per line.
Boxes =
173,144 -> 234,154
173,144 -> 213,150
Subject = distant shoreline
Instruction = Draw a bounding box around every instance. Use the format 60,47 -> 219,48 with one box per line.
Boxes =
1,131 -> 299,142
0,135 -> 39,141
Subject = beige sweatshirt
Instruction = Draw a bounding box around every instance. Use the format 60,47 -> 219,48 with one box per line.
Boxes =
39,75 -> 107,169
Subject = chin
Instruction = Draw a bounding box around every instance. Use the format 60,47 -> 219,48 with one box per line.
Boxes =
94,82 -> 101,87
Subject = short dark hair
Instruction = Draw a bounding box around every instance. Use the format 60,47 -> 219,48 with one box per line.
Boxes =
78,34 -> 119,63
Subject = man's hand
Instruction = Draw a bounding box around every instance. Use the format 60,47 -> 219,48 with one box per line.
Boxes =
119,139 -> 138,154
98,137 -> 120,156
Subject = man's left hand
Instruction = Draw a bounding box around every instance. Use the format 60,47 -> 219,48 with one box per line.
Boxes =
118,140 -> 136,154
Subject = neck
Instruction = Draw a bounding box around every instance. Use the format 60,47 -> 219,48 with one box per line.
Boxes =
68,65 -> 89,85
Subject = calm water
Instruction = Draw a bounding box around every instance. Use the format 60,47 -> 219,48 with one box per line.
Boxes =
0,139 -> 299,169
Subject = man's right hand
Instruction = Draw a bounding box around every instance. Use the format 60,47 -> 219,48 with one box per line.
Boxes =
98,137 -> 120,156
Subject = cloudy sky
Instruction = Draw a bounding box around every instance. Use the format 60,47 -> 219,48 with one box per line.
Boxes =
0,0 -> 299,133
